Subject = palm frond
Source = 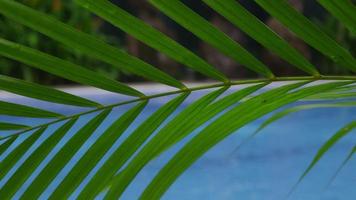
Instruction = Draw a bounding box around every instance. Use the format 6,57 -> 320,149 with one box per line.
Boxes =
0,75 -> 100,107
203,0 -> 319,76
0,0 -> 355,199
0,38 -> 143,96
0,127 -> 46,181
255,0 -> 356,72
0,119 -> 77,199
0,101 -> 62,118
0,0 -> 184,89
0,122 -> 30,131
149,0 -> 274,78
317,0 -> 356,35
74,0 -> 228,83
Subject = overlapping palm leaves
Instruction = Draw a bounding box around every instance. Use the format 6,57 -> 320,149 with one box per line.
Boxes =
0,0 -> 355,199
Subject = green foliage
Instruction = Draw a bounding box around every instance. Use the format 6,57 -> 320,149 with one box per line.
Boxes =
0,0 -> 355,199
203,0 -> 319,76
0,0 -> 122,83
313,12 -> 356,74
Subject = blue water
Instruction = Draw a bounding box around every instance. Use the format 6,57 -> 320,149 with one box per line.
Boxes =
1,87 -> 355,200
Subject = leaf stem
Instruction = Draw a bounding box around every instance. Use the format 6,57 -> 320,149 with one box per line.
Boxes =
1,75 -> 355,140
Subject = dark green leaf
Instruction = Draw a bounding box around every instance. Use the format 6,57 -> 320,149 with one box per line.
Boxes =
0,122 -> 29,131
20,109 -> 111,200
78,93 -> 189,199
105,84 -> 267,199
0,101 -> 62,118
137,81 -> 351,199
103,88 -> 228,199
0,136 -> 18,157
149,0 -> 274,78
203,0 -> 319,76
317,0 -> 356,35
0,0 -> 184,89
0,127 -> 46,180
75,0 -> 228,83
49,102 -> 147,200
0,119 -> 77,199
0,75 -> 101,107
255,0 -> 356,72
0,38 -> 143,97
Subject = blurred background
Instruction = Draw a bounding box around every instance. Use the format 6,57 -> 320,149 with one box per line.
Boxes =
0,0 -> 355,85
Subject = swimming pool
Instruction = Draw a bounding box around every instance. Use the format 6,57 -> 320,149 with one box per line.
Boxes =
1,84 -> 355,200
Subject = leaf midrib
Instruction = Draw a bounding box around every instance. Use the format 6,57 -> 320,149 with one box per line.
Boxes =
1,75 -> 355,141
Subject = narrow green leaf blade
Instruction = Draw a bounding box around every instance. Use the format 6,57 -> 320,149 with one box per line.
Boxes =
306,91 -> 356,100
103,88 -> 228,199
49,102 -> 147,200
0,127 -> 46,180
75,0 -> 228,83
0,122 -> 29,131
149,0 -> 274,78
256,101 -> 356,134
317,0 -> 356,35
0,0 -> 184,89
78,93 -> 189,199
138,81 -> 351,199
0,119 -> 77,199
20,109 -> 111,200
298,121 -> 356,184
0,136 -> 18,157
0,101 -> 62,118
105,84 -> 267,199
326,145 -> 356,188
0,38 -> 143,97
232,100 -> 356,166
255,0 -> 356,72
0,75 -> 101,107
203,0 -> 319,76
193,83 -> 269,129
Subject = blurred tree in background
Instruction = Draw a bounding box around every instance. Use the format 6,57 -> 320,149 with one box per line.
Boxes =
0,0 -> 354,85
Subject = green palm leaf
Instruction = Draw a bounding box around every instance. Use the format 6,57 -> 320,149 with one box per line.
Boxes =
203,0 -> 319,76
74,0 -> 228,83
137,81 -> 352,199
19,109 -> 110,199
0,0 -> 355,199
0,136 -> 18,156
326,145 -> 356,188
0,127 -> 46,181
0,122 -> 29,131
317,0 -> 356,35
49,102 -> 147,199
78,93 -> 189,199
149,0 -> 274,78
0,38 -> 143,97
298,121 -> 356,183
0,119 -> 77,199
0,75 -> 100,107
255,101 -> 356,134
0,101 -> 62,118
288,121 -> 356,196
0,0 -> 184,89
255,0 -> 356,72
